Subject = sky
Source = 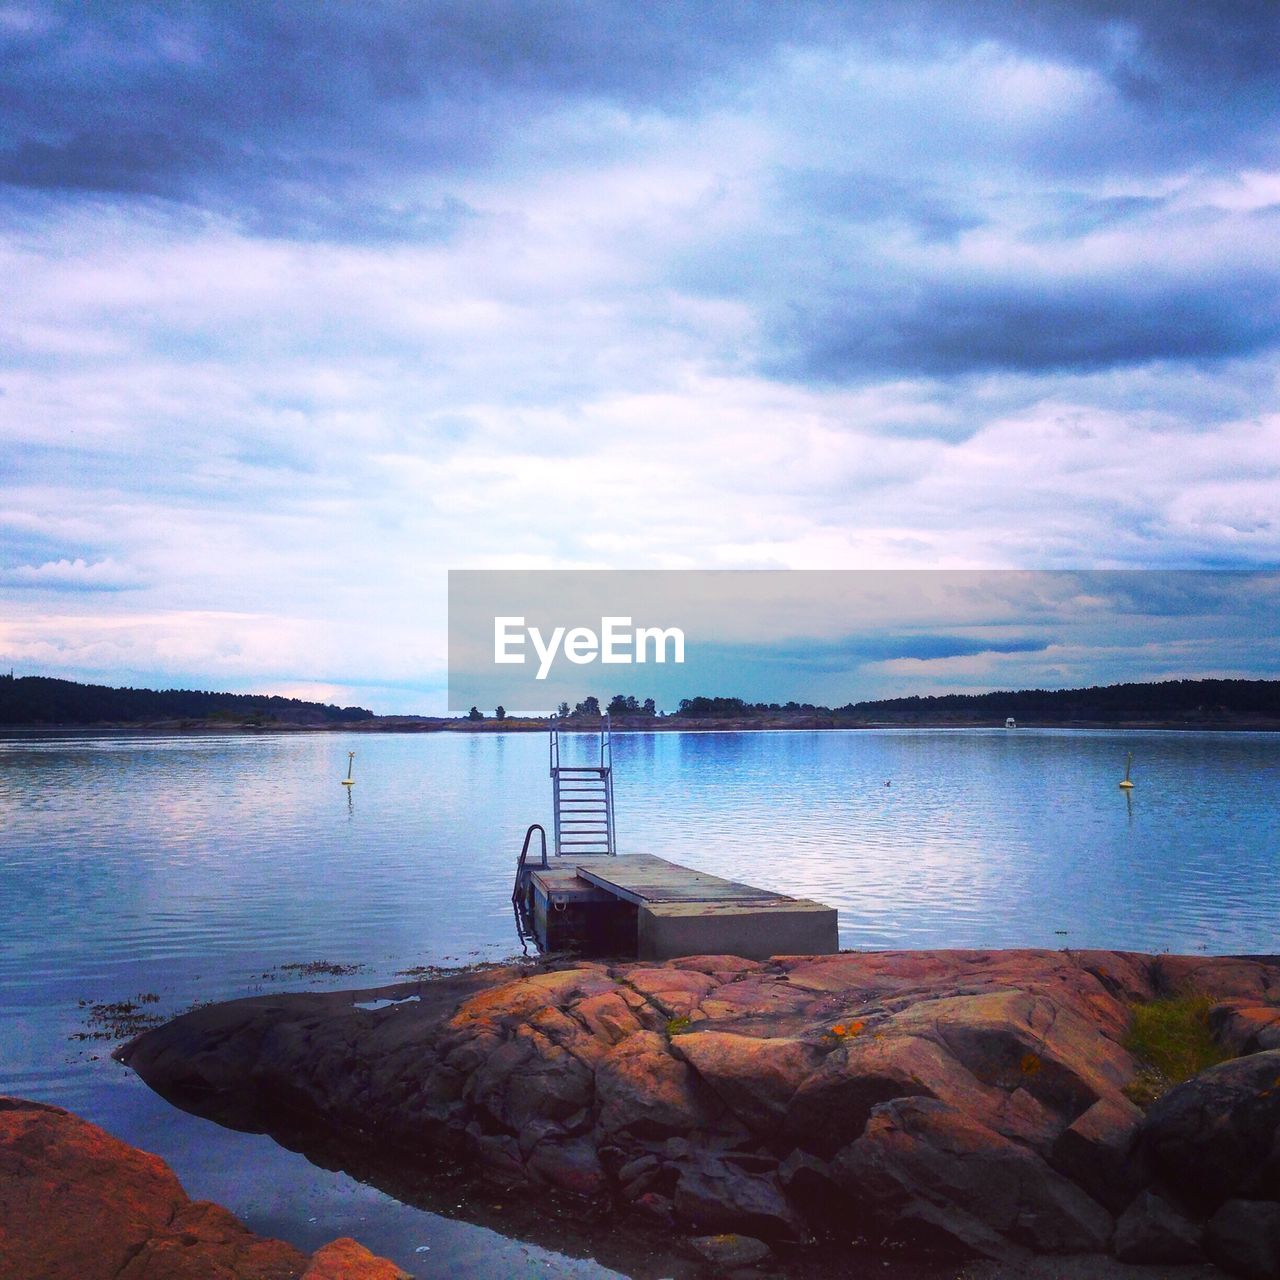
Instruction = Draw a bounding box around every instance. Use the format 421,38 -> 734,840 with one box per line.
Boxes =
1,2 -> 1278,713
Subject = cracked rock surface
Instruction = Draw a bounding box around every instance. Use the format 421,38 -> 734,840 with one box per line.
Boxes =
115,949 -> 1280,1268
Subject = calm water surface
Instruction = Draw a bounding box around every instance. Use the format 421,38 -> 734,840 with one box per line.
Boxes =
2,728 -> 1278,1275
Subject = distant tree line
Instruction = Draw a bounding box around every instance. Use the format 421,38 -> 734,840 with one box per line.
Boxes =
833,679 -> 1280,725
549,680 -> 1280,725
0,675 -> 374,726
675,696 -> 830,719
554,693 -> 828,719
554,694 -> 658,719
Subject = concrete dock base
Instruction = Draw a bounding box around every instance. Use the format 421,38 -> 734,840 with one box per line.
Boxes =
638,898 -> 838,961
523,852 -> 838,960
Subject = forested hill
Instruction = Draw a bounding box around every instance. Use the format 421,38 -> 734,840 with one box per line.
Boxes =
0,675 -> 373,726
836,678 -> 1280,726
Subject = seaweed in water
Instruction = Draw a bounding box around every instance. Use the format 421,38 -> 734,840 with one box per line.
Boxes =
260,960 -> 364,980
71,994 -> 165,1041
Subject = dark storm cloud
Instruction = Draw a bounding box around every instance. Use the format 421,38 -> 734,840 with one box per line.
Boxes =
702,634 -> 1050,677
3,1 -> 1278,382
889,0 -> 1280,141
1042,0 -> 1280,97
0,2 -> 809,215
1068,570 -> 1280,625
3,2 -> 1277,214
0,127 -> 220,197
783,268 -> 1280,378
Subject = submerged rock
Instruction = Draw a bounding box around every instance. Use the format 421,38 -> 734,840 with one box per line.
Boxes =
687,1231 -> 773,1270
0,1096 -> 407,1280
113,949 -> 1280,1267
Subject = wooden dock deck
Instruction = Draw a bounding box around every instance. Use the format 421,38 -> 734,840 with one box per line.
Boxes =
524,853 -> 838,960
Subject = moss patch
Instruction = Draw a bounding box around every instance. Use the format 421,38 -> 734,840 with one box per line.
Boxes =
1123,993 -> 1232,1107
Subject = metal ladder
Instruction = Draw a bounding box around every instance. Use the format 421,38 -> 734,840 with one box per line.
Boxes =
511,822 -> 548,952
550,713 -> 616,856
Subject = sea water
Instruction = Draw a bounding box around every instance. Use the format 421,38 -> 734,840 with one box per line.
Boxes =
2,728 -> 1277,1274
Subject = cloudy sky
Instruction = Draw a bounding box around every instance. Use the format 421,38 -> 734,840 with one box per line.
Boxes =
2,2 -> 1278,712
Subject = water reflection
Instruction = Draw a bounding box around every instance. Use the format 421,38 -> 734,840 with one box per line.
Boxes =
2,727 -> 1279,1275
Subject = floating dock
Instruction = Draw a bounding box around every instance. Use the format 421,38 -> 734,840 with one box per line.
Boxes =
520,851 -> 838,960
512,715 -> 839,960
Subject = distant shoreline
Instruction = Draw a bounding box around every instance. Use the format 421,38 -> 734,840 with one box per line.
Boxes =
6,675 -> 1278,735
4,716 -> 1279,733
5,675 -> 1274,737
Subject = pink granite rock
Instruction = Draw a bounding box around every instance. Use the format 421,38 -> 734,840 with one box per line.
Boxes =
0,1097 -> 404,1280
115,949 -> 1280,1266
595,1029 -> 722,1139
301,1238 -> 410,1279
833,1096 -> 1113,1258
671,1031 -> 823,1136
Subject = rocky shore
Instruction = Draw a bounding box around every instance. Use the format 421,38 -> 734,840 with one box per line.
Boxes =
0,1096 -> 408,1279
112,949 -> 1280,1278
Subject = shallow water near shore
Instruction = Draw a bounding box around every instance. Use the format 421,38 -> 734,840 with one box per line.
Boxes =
2,727 -> 1277,1276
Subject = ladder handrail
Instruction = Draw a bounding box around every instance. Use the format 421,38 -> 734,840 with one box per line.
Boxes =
548,712 -> 615,856
512,822 -> 549,903
605,757 -> 616,854
601,712 -> 614,851
511,822 -> 548,953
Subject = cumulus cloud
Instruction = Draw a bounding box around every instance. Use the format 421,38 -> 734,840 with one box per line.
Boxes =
0,556 -> 142,590
1,2 -> 1277,709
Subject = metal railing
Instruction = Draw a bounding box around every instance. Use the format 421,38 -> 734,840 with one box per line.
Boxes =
549,712 -> 615,856
511,822 -> 548,950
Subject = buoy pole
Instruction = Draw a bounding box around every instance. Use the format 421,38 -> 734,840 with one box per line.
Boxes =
342,751 -> 356,786
1119,751 -> 1134,790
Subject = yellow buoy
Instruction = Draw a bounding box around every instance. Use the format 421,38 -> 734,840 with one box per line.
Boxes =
1119,751 -> 1134,789
341,750 -> 356,786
